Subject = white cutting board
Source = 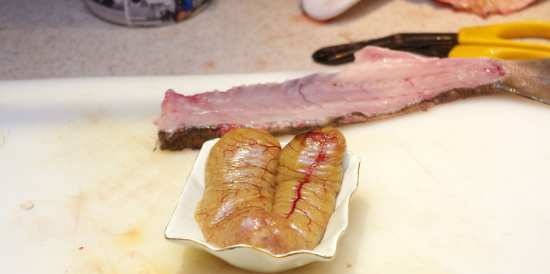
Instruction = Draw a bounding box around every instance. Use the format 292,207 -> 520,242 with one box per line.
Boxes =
1,73 -> 550,274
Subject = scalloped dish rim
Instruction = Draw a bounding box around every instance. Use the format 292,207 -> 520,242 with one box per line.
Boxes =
165,138 -> 361,264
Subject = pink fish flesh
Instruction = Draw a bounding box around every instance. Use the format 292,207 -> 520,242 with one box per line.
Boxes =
155,47 -> 547,150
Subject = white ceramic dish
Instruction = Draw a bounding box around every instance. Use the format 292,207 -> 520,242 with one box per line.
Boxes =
165,138 -> 361,273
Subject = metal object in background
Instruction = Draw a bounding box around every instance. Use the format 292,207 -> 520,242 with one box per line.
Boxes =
84,0 -> 210,27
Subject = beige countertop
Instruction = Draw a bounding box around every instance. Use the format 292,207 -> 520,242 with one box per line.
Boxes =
1,0 -> 549,80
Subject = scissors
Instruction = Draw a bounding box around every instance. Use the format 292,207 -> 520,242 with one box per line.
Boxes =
312,21 -> 550,65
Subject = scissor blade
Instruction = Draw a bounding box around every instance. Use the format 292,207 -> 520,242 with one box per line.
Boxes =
313,33 -> 459,65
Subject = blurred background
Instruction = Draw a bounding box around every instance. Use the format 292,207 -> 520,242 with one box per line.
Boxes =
1,0 -> 549,80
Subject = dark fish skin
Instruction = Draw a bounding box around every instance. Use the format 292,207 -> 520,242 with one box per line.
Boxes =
501,60 -> 550,105
157,59 -> 550,151
159,128 -> 219,150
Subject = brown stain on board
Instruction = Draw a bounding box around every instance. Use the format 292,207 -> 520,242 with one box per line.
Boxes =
115,227 -> 143,247
201,60 -> 217,72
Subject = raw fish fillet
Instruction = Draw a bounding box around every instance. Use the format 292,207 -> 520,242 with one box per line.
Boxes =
156,47 -> 550,150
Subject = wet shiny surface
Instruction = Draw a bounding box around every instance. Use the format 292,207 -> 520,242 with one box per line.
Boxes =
195,129 -> 281,248
194,128 -> 346,253
274,128 -> 346,248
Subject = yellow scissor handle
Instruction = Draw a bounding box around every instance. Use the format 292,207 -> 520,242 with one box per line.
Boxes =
449,21 -> 550,59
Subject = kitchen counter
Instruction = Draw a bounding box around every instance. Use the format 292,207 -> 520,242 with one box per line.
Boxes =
1,0 -> 549,80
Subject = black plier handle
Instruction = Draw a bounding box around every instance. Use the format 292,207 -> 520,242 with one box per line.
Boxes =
312,33 -> 458,65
